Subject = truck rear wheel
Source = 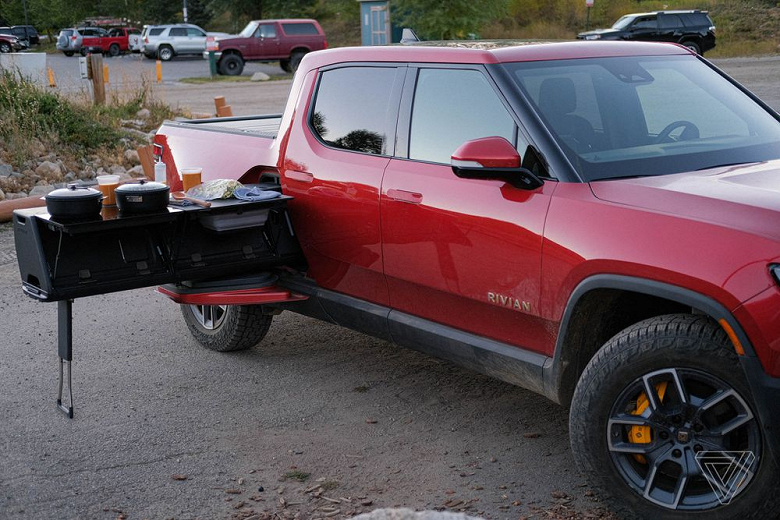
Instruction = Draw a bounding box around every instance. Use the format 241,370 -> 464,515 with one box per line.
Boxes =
218,54 -> 244,76
280,58 -> 291,73
569,314 -> 779,519
181,304 -> 272,352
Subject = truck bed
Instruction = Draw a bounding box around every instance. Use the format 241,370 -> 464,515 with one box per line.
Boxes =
156,115 -> 283,187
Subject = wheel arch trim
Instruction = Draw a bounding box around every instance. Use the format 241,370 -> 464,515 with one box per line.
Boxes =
544,274 -> 757,403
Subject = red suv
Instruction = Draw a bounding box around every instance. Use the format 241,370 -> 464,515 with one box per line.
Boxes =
210,18 -> 327,75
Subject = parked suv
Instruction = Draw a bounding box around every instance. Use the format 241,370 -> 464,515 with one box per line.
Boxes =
577,10 -> 716,54
56,27 -> 106,56
209,19 -> 327,75
141,23 -> 211,61
0,25 -> 38,46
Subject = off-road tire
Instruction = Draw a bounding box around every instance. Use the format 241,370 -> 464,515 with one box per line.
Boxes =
279,58 -> 291,73
569,314 -> 780,519
108,43 -> 120,57
218,54 -> 244,76
681,41 -> 701,54
181,304 -> 272,352
158,45 -> 173,61
289,51 -> 306,73
63,50 -> 74,57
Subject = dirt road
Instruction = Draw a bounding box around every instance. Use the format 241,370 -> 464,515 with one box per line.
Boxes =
1,55 -> 777,520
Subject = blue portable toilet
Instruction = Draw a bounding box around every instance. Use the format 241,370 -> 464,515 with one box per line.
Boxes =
358,0 -> 396,45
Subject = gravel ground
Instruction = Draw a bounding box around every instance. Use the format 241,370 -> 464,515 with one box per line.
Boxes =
1,55 -> 778,520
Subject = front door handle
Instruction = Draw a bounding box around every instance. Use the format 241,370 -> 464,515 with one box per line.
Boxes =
387,189 -> 423,204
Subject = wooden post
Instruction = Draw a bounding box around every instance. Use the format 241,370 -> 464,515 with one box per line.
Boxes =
89,54 -> 105,105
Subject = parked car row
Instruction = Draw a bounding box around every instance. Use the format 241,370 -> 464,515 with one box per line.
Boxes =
55,26 -> 140,57
0,33 -> 24,53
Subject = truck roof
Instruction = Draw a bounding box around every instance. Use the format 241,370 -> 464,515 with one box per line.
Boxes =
303,41 -> 690,69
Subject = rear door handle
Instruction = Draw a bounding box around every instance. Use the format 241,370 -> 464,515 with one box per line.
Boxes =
387,189 -> 423,204
287,170 -> 314,183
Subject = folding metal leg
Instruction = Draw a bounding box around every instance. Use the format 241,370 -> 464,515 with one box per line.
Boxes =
56,299 -> 74,418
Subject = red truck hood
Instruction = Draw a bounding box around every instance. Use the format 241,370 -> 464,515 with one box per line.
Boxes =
590,160 -> 780,241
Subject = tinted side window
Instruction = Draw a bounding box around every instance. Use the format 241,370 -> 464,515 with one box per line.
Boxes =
169,28 -> 187,37
680,13 -> 711,27
187,28 -> 205,37
149,28 -> 164,36
409,68 -> 515,164
658,14 -> 684,29
631,17 -> 657,30
282,23 -> 319,36
311,67 -> 397,155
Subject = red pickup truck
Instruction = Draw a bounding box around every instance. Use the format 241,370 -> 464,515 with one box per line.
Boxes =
14,42 -> 780,518
81,27 -> 140,57
209,18 -> 326,75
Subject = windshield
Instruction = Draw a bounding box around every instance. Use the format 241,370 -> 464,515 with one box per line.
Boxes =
505,55 -> 780,181
611,16 -> 635,30
238,21 -> 258,38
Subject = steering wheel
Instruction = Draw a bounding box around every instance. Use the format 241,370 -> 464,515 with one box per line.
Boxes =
655,120 -> 700,143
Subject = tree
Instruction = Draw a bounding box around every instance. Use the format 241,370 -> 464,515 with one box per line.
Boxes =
392,0 -> 509,40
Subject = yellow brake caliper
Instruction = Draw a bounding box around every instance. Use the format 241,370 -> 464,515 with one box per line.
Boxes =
630,381 -> 668,464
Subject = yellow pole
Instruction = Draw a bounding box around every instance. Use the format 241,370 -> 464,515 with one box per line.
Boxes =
47,67 -> 56,87
156,60 -> 162,83
103,63 -> 109,85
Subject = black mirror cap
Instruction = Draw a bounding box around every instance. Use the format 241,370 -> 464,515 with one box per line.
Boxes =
452,165 -> 544,190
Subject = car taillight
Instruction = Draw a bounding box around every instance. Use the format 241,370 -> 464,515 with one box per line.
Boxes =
144,36 -> 148,43
71,35 -> 77,42
323,38 -> 328,49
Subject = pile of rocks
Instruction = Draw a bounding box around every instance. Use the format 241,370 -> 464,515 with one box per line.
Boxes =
0,109 -> 157,202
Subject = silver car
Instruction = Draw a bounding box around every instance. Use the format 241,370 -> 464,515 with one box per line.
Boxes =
141,23 -> 210,61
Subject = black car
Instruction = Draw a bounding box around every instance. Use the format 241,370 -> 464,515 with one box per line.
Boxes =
577,10 -> 715,54
0,25 -> 39,45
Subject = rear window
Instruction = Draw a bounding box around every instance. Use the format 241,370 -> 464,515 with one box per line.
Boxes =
310,66 -> 397,155
281,23 -> 319,36
679,13 -> 712,27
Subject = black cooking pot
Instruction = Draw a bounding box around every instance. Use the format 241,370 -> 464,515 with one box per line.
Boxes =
45,185 -> 103,219
115,180 -> 170,214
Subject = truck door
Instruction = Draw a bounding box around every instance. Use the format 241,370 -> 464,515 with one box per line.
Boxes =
250,23 -> 280,59
381,66 -> 555,353
281,65 -> 406,307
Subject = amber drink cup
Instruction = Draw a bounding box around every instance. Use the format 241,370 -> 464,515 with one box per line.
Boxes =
180,167 -> 202,193
96,174 -> 120,206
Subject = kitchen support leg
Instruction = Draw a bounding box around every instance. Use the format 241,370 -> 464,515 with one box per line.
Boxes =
57,299 -> 74,418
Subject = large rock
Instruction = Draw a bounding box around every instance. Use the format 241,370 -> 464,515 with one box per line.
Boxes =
251,72 -> 271,82
0,164 -> 12,177
124,149 -> 141,165
35,160 -> 61,179
29,185 -> 55,197
353,510 -> 482,520
136,108 -> 151,119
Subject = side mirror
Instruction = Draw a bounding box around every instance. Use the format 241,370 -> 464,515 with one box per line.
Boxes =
451,137 -> 543,190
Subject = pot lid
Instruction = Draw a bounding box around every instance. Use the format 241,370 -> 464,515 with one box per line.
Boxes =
116,179 -> 169,193
46,184 -> 102,200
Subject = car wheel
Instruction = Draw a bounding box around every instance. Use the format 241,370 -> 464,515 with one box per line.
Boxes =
63,50 -> 74,57
280,58 -> 291,73
218,54 -> 244,76
681,41 -> 701,54
0,42 -> 11,53
569,314 -> 780,519
289,51 -> 306,72
80,47 -> 88,57
108,43 -> 120,57
181,304 -> 272,352
157,45 -> 173,61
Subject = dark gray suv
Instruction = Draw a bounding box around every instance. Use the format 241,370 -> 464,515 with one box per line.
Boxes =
577,10 -> 716,55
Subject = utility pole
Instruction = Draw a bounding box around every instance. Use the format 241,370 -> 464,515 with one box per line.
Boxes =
183,0 -> 188,22
22,0 -> 29,26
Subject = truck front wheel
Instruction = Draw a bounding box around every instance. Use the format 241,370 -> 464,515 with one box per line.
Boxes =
218,54 -> 244,76
181,304 -> 272,352
569,314 -> 779,519
289,51 -> 306,72
108,43 -> 120,57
